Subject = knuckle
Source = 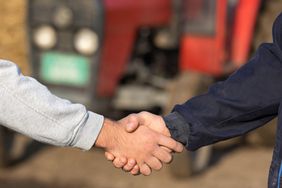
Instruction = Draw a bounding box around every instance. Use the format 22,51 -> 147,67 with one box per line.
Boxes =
113,162 -> 121,168
115,158 -> 125,167
156,116 -> 163,122
120,158 -> 126,163
139,111 -> 148,116
129,113 -> 137,120
139,111 -> 145,116
129,160 -> 136,166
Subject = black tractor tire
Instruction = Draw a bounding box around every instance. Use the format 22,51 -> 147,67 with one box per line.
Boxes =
0,127 -> 9,168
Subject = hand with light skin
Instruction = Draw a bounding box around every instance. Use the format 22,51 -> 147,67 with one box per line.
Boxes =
104,112 -> 181,175
95,116 -> 183,176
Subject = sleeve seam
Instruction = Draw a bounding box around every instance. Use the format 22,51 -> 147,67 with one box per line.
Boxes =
0,82 -> 60,125
0,82 -> 87,146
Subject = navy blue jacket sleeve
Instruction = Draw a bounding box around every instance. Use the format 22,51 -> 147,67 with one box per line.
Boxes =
164,13 -> 282,151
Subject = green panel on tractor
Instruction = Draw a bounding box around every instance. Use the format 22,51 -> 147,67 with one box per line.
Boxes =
40,52 -> 90,87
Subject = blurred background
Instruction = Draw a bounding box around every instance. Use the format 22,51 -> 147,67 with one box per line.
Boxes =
0,0 -> 281,187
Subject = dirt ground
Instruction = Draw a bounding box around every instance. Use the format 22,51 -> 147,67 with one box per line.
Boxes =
0,1 -> 276,188
0,134 -> 274,188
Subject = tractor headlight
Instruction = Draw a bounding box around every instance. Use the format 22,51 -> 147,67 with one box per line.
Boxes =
74,28 -> 99,55
33,25 -> 57,50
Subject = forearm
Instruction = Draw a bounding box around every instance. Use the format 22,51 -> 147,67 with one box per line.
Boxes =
0,59 -> 104,150
165,43 -> 282,150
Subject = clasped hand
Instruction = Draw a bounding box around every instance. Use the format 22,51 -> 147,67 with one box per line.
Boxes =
95,112 -> 184,176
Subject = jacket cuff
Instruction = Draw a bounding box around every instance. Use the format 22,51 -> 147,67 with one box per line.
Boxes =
71,111 -> 104,150
163,112 -> 190,147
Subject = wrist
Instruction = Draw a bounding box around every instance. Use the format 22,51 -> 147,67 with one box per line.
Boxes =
95,118 -> 117,149
159,116 -> 171,137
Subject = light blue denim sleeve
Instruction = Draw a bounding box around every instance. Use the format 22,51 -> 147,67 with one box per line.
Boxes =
0,59 -> 104,150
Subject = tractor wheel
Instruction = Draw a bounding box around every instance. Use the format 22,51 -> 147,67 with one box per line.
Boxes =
0,128 -> 30,169
0,127 -> 9,168
246,0 -> 282,147
165,71 -> 214,178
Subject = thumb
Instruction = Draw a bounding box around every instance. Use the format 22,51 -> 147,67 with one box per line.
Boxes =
125,115 -> 140,132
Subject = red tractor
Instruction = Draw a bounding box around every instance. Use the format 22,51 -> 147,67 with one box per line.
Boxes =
0,0 -> 280,177
27,0 -> 260,120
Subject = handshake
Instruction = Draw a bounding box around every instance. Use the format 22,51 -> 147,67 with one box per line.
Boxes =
95,111 -> 184,176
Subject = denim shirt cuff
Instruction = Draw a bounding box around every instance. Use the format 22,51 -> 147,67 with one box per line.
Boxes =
163,112 -> 190,147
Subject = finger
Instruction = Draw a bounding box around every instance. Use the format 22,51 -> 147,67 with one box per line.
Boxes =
105,152 -> 115,161
125,114 -> 139,132
158,136 -> 184,153
145,157 -> 163,171
160,146 -> 172,153
153,147 -> 172,164
130,165 -> 140,175
140,163 -> 152,176
123,158 -> 137,171
113,157 -> 127,168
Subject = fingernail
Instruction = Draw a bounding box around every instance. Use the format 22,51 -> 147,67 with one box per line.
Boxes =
127,122 -> 134,127
126,124 -> 134,131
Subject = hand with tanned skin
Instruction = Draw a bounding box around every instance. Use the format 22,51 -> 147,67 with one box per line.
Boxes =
103,112 -> 181,175
96,114 -> 183,175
